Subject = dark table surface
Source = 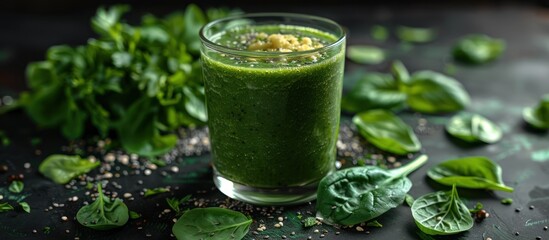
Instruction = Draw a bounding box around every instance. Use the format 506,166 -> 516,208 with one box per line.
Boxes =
1,3 -> 549,240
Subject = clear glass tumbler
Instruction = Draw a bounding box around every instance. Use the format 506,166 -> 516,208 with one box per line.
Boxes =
199,13 -> 346,205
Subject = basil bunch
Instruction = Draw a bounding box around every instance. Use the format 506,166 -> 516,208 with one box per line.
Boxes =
343,61 -> 470,114
20,5 -> 240,157
316,155 -> 428,225
523,94 -> 549,129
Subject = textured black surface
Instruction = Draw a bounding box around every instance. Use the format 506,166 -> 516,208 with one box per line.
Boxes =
1,4 -> 549,240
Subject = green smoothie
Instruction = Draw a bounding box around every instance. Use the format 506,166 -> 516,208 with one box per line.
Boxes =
202,24 -> 345,188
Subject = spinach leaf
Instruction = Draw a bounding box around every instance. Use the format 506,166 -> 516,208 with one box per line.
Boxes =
404,71 -> 470,113
405,194 -> 415,207
129,211 -> 141,219
367,220 -> 383,228
144,187 -> 170,197
38,154 -> 100,184
469,202 -> 483,213
396,26 -> 435,43
411,185 -> 474,235
19,202 -> 31,213
427,156 -> 514,192
77,184 -> 129,230
446,112 -> 502,143
453,34 -> 505,64
316,154 -> 428,225
303,217 -> 318,227
8,180 -> 24,193
172,207 -> 252,240
347,45 -> 385,65
391,60 -> 410,85
342,73 -> 406,113
523,94 -> 549,129
0,202 -> 14,213
353,110 -> 421,155
501,198 -> 513,205
371,25 -> 388,42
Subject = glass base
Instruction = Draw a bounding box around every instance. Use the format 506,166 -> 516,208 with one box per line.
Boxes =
213,170 -> 320,205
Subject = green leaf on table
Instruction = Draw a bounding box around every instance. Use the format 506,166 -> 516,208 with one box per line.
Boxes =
391,60 -> 410,85
167,194 -> 192,216
353,110 -> 421,155
347,45 -> 385,65
396,26 -> 435,43
453,34 -> 505,64
303,217 -> 318,227
342,73 -> 406,113
19,202 -> 31,213
172,207 -> 252,240
501,198 -> 513,205
446,112 -> 502,143
316,155 -> 428,225
9,181 -> 24,193
371,25 -> 388,41
144,187 -> 170,197
523,94 -> 549,129
404,71 -> 470,113
468,202 -> 483,213
0,202 -> 14,213
129,211 -> 141,219
77,184 -> 129,230
39,155 -> 100,184
367,220 -> 383,228
411,185 -> 473,235
427,156 -> 514,192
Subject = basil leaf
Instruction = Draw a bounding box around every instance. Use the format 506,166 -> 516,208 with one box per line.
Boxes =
19,202 -> 31,213
77,184 -> 129,230
353,110 -> 421,155
39,155 -> 100,184
412,185 -> 473,235
523,94 -> 549,129
347,45 -> 385,65
446,112 -> 502,143
405,71 -> 470,113
172,207 -> 252,240
342,73 -> 406,113
371,25 -> 388,42
0,202 -> 14,213
427,156 -> 514,192
8,180 -> 24,193
316,155 -> 428,225
396,26 -> 435,43
453,34 -> 505,64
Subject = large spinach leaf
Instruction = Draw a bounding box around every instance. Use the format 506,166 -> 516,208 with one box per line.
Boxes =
411,185 -> 473,235
446,112 -> 502,143
404,71 -> 470,113
77,184 -> 129,230
342,73 -> 406,113
353,109 -> 421,155
39,154 -> 100,184
453,34 -> 505,64
427,156 -> 514,192
172,207 -> 252,240
316,154 -> 428,225
523,94 -> 549,129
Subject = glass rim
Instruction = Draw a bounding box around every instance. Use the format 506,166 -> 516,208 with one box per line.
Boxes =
199,12 -> 346,57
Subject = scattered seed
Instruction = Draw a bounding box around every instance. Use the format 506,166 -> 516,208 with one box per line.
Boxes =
515,232 -> 520,236
144,169 -> 152,176
544,226 -> 548,230
32,229 -> 37,234
0,164 -> 8,173
536,237 -> 541,240
529,205 -> 535,210
61,216 -> 68,221
313,229 -> 319,233
278,216 -> 284,222
123,193 -> 132,198
356,226 -> 364,232
515,208 -> 521,212
170,166 -> 179,173
486,238 -> 492,240
24,163 -> 31,169
65,230 -> 70,234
